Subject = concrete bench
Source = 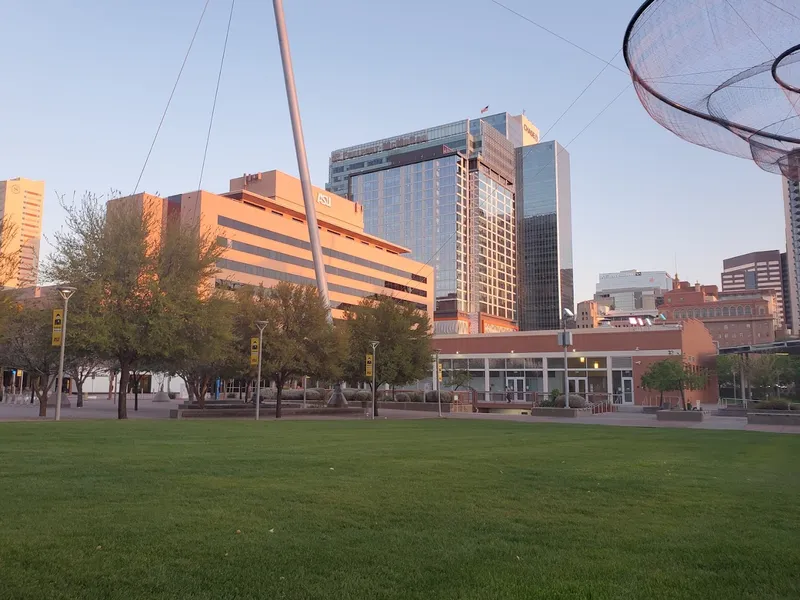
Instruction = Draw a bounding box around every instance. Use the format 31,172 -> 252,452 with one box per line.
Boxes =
746,412 -> 800,426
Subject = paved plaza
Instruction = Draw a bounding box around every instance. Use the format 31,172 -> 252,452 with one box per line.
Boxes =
0,393 -> 797,434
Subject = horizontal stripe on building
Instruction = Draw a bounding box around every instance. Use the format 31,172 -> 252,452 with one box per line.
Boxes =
218,236 -> 427,298
218,216 -> 427,284
214,263 -> 428,312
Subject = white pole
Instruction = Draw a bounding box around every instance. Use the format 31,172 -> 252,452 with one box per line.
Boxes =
272,0 -> 331,322
436,351 -> 442,417
54,289 -> 75,421
563,319 -> 569,410
371,344 -> 377,420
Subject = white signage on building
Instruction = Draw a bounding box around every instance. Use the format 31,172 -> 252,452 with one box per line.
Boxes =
316,193 -> 332,207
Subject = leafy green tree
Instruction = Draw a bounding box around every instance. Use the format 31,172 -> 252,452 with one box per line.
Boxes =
0,304 -> 60,416
641,357 -> 709,409
445,369 -> 472,391
342,296 -> 432,416
258,282 -> 343,419
166,293 -> 237,408
45,193 -> 222,419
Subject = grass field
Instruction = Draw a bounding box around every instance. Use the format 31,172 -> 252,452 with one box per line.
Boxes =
0,420 -> 798,600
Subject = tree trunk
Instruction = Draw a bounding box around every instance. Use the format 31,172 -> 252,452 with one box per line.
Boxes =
196,379 -> 206,409
679,385 -> 686,410
659,390 -> 664,408
373,382 -> 379,417
76,379 -> 84,408
276,380 -> 283,419
37,382 -> 47,417
118,367 -> 130,419
133,372 -> 140,412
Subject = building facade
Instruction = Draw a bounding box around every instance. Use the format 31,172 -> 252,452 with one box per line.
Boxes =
332,116 -> 518,334
516,141 -> 573,330
784,176 -> 800,334
433,319 -> 718,407
329,111 -> 572,334
721,250 -> 787,330
660,281 -> 778,348
595,269 -> 673,312
113,171 -> 434,321
0,178 -> 44,287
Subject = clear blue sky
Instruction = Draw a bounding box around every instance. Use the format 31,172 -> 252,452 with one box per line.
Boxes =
0,0 -> 784,303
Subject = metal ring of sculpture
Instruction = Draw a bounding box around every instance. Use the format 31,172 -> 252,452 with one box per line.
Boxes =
623,0 -> 800,178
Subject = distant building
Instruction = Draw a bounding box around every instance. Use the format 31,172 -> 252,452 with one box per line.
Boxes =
661,280 -> 778,348
594,269 -> 673,312
516,141 -> 573,331
721,250 -> 788,331
110,170 -> 435,321
0,177 -> 44,287
330,115 -> 521,333
784,176 -> 800,333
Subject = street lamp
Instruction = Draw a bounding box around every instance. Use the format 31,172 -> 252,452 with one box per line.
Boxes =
560,308 -> 574,410
433,349 -> 442,418
54,286 -> 76,422
370,341 -> 379,420
255,320 -> 268,421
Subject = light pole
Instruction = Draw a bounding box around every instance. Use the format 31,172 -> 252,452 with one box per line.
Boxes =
561,308 -> 574,409
54,286 -> 76,422
434,349 -> 442,417
255,320 -> 268,421
370,341 -> 379,420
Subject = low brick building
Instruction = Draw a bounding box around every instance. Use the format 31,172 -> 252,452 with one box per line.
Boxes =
433,320 -> 718,407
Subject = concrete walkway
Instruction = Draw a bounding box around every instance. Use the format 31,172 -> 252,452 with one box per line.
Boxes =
1,396 -> 797,434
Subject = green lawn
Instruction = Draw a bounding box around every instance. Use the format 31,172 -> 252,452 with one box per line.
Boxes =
0,420 -> 798,600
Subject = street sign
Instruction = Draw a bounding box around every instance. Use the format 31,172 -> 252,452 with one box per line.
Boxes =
438,362 -> 443,382
365,353 -> 373,377
52,309 -> 64,347
250,337 -> 259,367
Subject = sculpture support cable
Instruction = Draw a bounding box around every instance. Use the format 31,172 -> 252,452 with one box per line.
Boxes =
623,0 -> 800,178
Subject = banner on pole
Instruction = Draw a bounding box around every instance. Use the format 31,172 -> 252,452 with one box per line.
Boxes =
250,337 -> 259,367
365,353 -> 373,377
52,309 -> 63,347
438,362 -> 443,382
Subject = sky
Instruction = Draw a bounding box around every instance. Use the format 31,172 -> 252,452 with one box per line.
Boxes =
0,0 -> 785,304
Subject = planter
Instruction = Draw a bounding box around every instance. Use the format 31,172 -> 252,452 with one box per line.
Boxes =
717,407 -> 747,417
153,391 -> 171,403
656,410 -> 704,422
746,411 -> 800,426
529,407 -> 581,418
642,406 -> 661,414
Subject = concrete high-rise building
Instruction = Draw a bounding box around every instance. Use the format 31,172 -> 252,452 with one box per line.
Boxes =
594,270 -> 673,312
330,115 -> 519,334
516,141 -> 573,330
110,170 -> 434,320
784,176 -> 800,334
0,178 -> 44,287
721,250 -> 787,330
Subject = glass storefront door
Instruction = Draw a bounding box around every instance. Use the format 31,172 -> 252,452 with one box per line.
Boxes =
507,377 -> 525,402
568,378 -> 587,396
622,378 -> 634,404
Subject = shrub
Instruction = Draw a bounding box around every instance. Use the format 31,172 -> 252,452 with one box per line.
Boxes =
410,391 -> 425,403
425,390 -> 454,403
553,394 -> 589,408
754,398 -> 791,411
342,389 -> 357,401
167,392 -> 178,400
355,390 -> 371,403
395,392 -> 411,403
304,390 -> 322,402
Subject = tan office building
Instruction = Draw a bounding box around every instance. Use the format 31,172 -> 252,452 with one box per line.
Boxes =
0,178 -> 44,287
115,170 -> 434,319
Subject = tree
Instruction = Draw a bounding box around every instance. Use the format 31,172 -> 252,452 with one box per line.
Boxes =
45,193 -> 223,419
0,304 -> 60,416
167,293 -> 237,408
446,369 -> 472,391
0,217 -> 21,333
255,282 -> 342,419
342,296 -> 432,416
641,357 -> 708,409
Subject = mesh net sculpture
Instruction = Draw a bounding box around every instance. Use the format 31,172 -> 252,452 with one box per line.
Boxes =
623,0 -> 800,179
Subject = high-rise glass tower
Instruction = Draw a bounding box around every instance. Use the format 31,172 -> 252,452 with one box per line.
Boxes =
515,142 -> 573,330
331,118 -> 517,334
